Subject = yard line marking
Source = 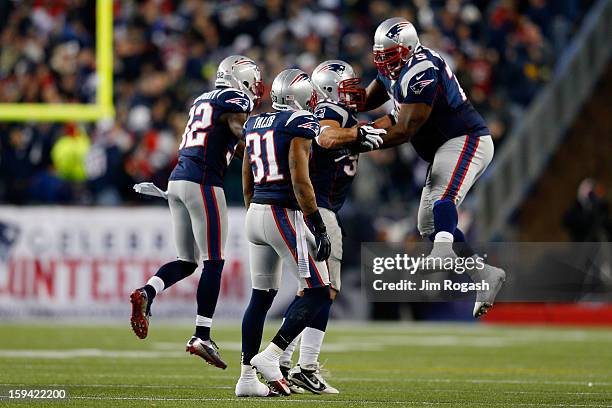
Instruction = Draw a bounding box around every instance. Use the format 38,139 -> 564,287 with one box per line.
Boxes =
76,373 -> 612,386
13,395 -> 608,407
0,383 -> 231,390
329,377 -> 612,386
0,383 -> 609,396
0,349 -> 184,359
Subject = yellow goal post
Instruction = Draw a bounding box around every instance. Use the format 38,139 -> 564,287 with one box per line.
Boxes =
0,0 -> 114,122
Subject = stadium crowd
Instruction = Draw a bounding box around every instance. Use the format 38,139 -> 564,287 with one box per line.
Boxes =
0,0 -> 592,231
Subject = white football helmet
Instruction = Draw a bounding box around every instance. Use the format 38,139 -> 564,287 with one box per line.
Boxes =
373,17 -> 420,79
215,55 -> 264,106
270,69 -> 318,112
311,60 -> 365,110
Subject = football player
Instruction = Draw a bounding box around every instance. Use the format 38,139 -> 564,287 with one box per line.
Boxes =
279,60 -> 386,394
235,68 -> 333,397
236,68 -> 381,397
129,56 -> 263,369
363,18 -> 505,318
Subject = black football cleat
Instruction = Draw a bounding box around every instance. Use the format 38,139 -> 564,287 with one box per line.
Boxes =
281,363 -> 305,394
130,288 -> 151,339
186,336 -> 227,369
289,363 -> 339,394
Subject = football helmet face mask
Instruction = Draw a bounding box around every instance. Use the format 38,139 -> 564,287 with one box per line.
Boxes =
311,60 -> 365,111
215,55 -> 264,106
270,69 -> 318,112
373,17 -> 420,80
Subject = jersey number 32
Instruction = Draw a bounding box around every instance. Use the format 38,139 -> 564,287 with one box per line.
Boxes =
179,102 -> 213,149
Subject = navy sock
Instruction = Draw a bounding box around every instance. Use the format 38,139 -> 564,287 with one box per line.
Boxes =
283,295 -> 301,319
453,228 -> 476,258
272,286 -> 330,350
307,297 -> 333,332
144,260 -> 197,301
195,260 -> 224,340
433,199 -> 458,235
241,289 -> 277,365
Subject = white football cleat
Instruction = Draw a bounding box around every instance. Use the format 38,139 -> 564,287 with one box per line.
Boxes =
235,378 -> 278,397
250,352 -> 290,396
470,264 -> 506,318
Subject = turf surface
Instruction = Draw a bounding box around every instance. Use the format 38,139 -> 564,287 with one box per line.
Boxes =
0,322 -> 611,407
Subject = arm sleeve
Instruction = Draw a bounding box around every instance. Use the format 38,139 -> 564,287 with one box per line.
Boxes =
398,66 -> 438,105
217,89 -> 254,113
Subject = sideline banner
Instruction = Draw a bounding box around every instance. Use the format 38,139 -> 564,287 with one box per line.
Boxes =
0,206 -> 296,320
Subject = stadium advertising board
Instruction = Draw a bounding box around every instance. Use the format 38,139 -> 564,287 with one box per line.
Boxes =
0,207 -> 296,320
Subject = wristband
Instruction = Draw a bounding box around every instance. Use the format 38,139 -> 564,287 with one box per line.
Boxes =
305,210 -> 326,234
387,113 -> 397,126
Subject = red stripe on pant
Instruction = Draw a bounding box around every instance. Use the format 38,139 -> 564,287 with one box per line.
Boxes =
441,136 -> 479,202
200,185 -> 213,259
210,187 -> 222,259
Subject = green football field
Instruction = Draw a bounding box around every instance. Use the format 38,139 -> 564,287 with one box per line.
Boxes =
0,322 -> 611,407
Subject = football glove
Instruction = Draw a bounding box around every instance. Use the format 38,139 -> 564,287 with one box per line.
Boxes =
357,125 -> 386,150
306,210 -> 331,261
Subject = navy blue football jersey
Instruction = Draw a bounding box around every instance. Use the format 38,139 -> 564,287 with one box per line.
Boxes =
244,110 -> 320,209
170,88 -> 253,186
377,46 -> 490,162
311,100 -> 359,212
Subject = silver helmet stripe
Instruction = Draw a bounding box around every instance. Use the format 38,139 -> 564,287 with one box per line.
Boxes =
271,69 -> 315,112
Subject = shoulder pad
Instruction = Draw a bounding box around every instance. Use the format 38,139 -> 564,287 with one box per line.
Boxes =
285,109 -> 314,126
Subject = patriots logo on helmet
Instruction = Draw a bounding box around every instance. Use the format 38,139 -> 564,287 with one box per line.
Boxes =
385,22 -> 410,43
410,79 -> 434,95
297,121 -> 320,133
290,73 -> 309,86
318,63 -> 346,75
226,97 -> 250,110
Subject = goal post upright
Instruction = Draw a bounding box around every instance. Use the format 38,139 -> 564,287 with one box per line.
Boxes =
0,0 -> 114,122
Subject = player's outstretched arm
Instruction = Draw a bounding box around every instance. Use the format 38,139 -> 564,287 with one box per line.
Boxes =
242,152 -> 254,209
317,119 -> 358,149
318,120 -> 386,150
380,102 -> 431,148
361,78 -> 390,112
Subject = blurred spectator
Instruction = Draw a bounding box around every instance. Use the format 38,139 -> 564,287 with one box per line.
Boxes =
563,179 -> 612,242
51,123 -> 90,182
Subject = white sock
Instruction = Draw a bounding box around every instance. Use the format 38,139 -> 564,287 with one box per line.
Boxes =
261,343 -> 283,361
195,315 -> 212,328
280,333 -> 300,367
434,231 -> 454,243
240,364 -> 257,380
298,327 -> 325,366
146,276 -> 165,294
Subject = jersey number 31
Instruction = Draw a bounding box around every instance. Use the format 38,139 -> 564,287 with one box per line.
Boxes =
245,131 -> 284,183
